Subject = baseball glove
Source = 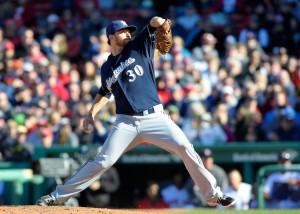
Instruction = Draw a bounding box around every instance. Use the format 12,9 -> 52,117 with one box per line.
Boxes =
155,19 -> 173,55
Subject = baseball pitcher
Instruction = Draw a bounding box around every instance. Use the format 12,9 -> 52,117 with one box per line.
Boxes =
36,16 -> 235,208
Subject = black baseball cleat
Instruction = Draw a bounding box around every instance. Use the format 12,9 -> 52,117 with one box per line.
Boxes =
207,195 -> 236,208
36,195 -> 58,206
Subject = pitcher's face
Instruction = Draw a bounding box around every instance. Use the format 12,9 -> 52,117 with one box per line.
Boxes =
113,29 -> 132,47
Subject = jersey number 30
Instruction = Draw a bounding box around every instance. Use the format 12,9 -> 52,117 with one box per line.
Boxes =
126,65 -> 144,82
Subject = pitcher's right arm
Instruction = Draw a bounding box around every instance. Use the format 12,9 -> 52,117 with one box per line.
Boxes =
83,94 -> 110,133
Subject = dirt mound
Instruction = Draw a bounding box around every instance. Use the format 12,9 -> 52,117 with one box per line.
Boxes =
0,206 -> 186,214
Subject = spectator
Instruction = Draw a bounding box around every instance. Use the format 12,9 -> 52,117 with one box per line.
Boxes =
58,60 -> 72,86
137,180 -> 169,209
48,110 -> 62,134
0,119 -> 31,161
173,64 -> 194,89
46,74 -> 70,102
268,59 -> 283,85
0,28 -> 8,72
81,61 -> 101,94
47,14 -> 63,40
67,83 -> 82,108
247,49 -> 263,80
212,103 -> 236,143
165,84 -> 186,116
12,85 -> 34,110
0,111 -> 6,142
1,119 -> 18,146
192,33 -> 219,66
239,15 -> 270,49
176,2 -> 201,34
200,148 -> 229,190
235,96 -> 263,142
71,103 -> 95,145
262,91 -> 297,139
27,119 -> 53,148
288,57 -> 300,87
89,113 -> 112,145
278,69 -> 296,106
165,105 -> 184,128
171,36 -> 191,58
202,57 -> 220,89
186,148 -> 229,207
156,75 -> 171,105
161,173 -> 194,208
5,127 -> 32,161
79,162 -> 120,208
182,102 -> 206,143
69,68 -> 81,85
15,29 -> 37,58
0,91 -> 14,120
275,47 -> 289,69
268,11 -> 294,56
54,117 -> 79,147
264,151 -> 300,209
57,99 -> 72,118
80,79 -> 95,102
218,169 -> 252,210
197,112 -> 227,145
269,109 -> 300,142
29,42 -> 47,64
91,32 -> 111,68
3,40 -> 15,63
218,85 -> 238,119
51,33 -> 68,60
191,66 -> 212,102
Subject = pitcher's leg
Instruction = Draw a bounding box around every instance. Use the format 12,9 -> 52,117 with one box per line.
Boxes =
51,118 -> 139,204
140,113 -> 222,201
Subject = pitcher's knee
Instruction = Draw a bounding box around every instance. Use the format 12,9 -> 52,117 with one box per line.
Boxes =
177,142 -> 197,155
94,154 -> 115,169
175,143 -> 190,154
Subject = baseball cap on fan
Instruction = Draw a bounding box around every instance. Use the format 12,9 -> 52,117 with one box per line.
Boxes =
106,20 -> 137,42
278,151 -> 291,162
199,148 -> 213,158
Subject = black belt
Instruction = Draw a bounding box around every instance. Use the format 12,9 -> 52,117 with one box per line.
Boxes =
133,106 -> 155,116
128,104 -> 163,116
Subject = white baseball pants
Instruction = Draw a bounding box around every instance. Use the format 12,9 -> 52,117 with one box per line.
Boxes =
51,111 -> 222,204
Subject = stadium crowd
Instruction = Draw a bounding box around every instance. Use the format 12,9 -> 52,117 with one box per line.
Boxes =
1,0 -> 300,160
0,0 -> 300,209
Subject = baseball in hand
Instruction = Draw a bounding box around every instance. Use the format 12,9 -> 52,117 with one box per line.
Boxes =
87,124 -> 94,132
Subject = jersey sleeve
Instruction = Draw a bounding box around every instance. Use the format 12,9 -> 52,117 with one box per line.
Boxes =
98,86 -> 112,99
98,86 -> 112,100
98,66 -> 112,99
132,24 -> 156,57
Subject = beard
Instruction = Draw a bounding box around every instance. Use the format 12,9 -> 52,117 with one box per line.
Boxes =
115,36 -> 131,47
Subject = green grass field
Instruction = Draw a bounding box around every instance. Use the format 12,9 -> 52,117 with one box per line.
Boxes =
2,206 -> 300,214
182,209 -> 300,214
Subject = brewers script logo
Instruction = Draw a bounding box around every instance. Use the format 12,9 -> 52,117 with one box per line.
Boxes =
106,57 -> 135,91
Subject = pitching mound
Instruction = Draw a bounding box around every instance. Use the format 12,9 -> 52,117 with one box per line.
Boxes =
0,206 -> 186,214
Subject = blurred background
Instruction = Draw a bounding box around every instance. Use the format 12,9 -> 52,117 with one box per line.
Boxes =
0,0 -> 300,210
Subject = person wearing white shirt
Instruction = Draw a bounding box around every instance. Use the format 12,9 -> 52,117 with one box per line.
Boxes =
218,169 -> 252,210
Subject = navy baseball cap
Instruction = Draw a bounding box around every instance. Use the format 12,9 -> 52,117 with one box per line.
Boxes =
199,148 -> 213,158
106,20 -> 137,38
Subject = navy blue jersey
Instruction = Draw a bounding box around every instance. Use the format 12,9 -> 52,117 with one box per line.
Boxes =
98,25 -> 161,115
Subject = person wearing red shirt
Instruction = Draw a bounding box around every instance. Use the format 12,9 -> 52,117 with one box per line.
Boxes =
137,181 -> 169,209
